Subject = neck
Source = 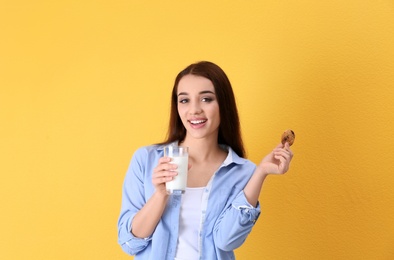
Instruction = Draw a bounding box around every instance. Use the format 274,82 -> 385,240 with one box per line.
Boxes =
180,135 -> 224,162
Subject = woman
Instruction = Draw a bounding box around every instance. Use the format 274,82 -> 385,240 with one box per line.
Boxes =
118,61 -> 294,259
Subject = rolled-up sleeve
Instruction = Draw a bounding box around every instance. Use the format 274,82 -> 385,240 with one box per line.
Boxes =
118,213 -> 152,255
214,190 -> 261,251
117,147 -> 152,255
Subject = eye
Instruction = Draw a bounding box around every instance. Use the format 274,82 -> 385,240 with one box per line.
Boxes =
202,97 -> 213,102
178,98 -> 189,104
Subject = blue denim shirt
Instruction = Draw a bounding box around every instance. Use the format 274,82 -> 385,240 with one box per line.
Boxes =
118,144 -> 261,259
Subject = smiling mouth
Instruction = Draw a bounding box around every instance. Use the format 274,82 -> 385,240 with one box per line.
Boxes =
189,120 -> 207,125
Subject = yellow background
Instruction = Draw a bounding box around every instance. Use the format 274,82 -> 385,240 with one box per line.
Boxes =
1,0 -> 394,259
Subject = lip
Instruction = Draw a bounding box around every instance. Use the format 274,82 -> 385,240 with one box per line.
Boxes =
188,118 -> 207,129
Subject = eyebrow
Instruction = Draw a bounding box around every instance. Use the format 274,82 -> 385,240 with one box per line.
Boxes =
178,90 -> 215,96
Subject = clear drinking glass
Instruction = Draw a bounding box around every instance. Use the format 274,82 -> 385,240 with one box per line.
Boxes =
164,145 -> 189,195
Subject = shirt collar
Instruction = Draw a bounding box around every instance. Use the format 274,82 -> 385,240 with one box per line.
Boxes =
157,142 -> 247,166
156,141 -> 178,151
221,145 -> 247,166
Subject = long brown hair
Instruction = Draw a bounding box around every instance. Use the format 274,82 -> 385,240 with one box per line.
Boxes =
160,61 -> 245,158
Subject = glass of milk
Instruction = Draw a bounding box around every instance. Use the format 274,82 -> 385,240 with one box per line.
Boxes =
164,145 -> 189,195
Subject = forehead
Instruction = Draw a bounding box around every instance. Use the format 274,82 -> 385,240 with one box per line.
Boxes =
177,75 -> 215,94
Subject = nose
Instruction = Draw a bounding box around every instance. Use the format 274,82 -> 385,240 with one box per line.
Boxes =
189,100 -> 202,115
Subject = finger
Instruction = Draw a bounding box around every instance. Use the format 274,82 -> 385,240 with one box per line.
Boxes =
274,144 -> 293,156
154,162 -> 178,173
160,175 -> 175,182
154,167 -> 178,178
273,145 -> 288,153
274,143 -> 292,156
154,157 -> 172,174
163,163 -> 178,172
284,142 -> 294,156
158,156 -> 172,164
274,149 -> 292,163
153,170 -> 178,184
274,150 -> 292,163
275,143 -> 284,149
153,176 -> 172,185
274,154 -> 289,173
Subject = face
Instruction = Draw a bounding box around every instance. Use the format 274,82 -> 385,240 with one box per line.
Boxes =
177,74 -> 220,141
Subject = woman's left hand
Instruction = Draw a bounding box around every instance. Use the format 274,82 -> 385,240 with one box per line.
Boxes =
258,142 -> 294,175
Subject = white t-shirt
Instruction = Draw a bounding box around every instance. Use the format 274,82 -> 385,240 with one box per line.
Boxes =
174,187 -> 205,260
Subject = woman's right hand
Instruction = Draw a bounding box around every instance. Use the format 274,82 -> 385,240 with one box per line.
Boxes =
152,157 -> 178,194
131,157 -> 178,239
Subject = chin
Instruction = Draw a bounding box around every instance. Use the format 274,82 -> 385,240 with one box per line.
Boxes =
186,131 -> 217,141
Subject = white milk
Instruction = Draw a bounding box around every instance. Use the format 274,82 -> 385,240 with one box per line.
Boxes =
166,155 -> 188,193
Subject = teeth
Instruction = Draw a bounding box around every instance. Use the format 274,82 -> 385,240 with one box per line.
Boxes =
190,120 -> 206,124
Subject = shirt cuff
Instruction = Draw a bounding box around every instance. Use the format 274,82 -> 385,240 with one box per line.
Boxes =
127,216 -> 152,242
232,191 -> 261,224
